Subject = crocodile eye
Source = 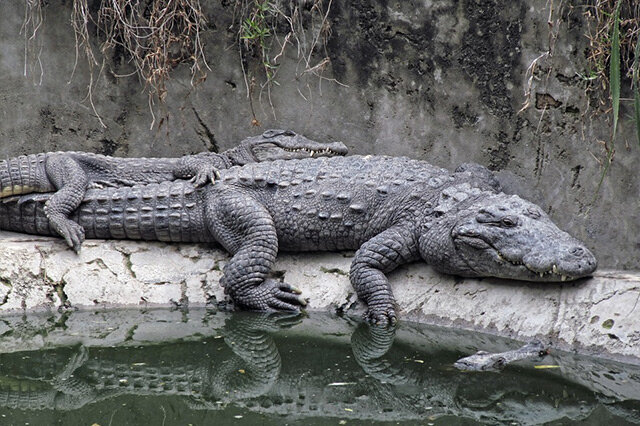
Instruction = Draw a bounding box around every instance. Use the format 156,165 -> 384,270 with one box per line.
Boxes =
262,129 -> 282,138
501,216 -> 517,227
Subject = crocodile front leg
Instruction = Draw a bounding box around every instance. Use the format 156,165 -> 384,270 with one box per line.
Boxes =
209,313 -> 301,401
206,187 -> 307,311
44,154 -> 89,252
350,226 -> 419,325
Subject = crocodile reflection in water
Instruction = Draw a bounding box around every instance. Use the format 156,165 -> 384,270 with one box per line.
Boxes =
0,312 -> 297,411
0,315 -> 636,423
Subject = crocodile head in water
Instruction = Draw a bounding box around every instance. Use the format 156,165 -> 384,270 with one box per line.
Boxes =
453,340 -> 549,371
420,192 -> 597,281
231,129 -> 348,164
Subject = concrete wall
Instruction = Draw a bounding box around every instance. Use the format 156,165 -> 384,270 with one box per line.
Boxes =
0,0 -> 637,269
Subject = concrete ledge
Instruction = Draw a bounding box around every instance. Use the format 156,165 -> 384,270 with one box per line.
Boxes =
0,231 -> 638,363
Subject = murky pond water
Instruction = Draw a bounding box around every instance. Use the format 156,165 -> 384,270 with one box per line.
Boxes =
0,309 -> 637,425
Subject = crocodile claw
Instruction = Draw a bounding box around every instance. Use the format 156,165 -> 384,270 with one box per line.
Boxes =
190,166 -> 221,188
365,304 -> 397,327
50,215 -> 85,253
289,285 -> 303,294
239,279 -> 307,312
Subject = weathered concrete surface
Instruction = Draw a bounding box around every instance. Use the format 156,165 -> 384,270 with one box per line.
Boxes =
0,1 -> 637,269
0,231 -> 638,364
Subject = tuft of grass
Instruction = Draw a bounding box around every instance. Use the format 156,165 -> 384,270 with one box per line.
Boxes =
96,0 -> 210,129
584,0 -> 640,197
240,0 -> 275,79
23,0 -> 338,127
234,0 -> 338,124
585,1 -> 640,102
594,0 -> 622,197
24,0 -> 210,129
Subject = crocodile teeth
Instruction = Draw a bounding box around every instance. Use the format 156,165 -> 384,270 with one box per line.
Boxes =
561,275 -> 567,282
539,272 -> 544,278
552,264 -> 557,274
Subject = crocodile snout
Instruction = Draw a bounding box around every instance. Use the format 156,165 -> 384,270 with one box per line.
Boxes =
571,245 -> 597,276
523,241 -> 597,279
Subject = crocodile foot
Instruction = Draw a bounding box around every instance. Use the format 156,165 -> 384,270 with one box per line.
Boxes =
365,303 -> 397,326
190,166 -> 221,187
49,214 -> 85,253
237,278 -> 308,312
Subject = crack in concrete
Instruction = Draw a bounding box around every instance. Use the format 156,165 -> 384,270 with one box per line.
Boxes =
320,266 -> 349,276
179,279 -> 189,307
590,287 -> 639,308
53,278 -> 70,310
87,258 -> 108,270
114,248 -> 137,279
124,324 -> 138,342
337,292 -> 358,314
627,290 -> 640,318
35,248 -> 70,310
0,277 -> 12,306
592,290 -> 620,306
463,288 -> 487,297
192,107 -> 219,152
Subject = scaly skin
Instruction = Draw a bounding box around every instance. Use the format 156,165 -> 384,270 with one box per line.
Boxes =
0,130 -> 347,252
0,156 -> 597,323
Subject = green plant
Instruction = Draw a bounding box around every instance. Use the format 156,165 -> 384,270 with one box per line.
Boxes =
582,0 -> 640,194
594,0 -> 622,194
241,1 -> 276,80
233,0 -> 337,125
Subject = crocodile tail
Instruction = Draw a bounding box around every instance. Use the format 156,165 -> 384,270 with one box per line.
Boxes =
0,181 -> 209,243
0,193 -> 55,236
0,153 -> 53,198
0,381 -> 56,410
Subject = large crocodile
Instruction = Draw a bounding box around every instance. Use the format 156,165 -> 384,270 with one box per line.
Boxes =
0,155 -> 597,324
0,129 -> 347,252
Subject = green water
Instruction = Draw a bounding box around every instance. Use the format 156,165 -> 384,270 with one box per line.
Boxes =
0,309 -> 637,425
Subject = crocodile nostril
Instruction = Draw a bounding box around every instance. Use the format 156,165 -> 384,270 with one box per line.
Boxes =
570,247 -> 584,257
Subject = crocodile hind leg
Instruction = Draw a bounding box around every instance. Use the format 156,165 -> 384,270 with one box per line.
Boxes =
349,226 -> 419,325
205,188 -> 307,311
44,154 -> 88,252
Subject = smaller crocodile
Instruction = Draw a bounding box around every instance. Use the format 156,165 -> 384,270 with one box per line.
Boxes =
0,129 -> 347,252
453,340 -> 550,371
